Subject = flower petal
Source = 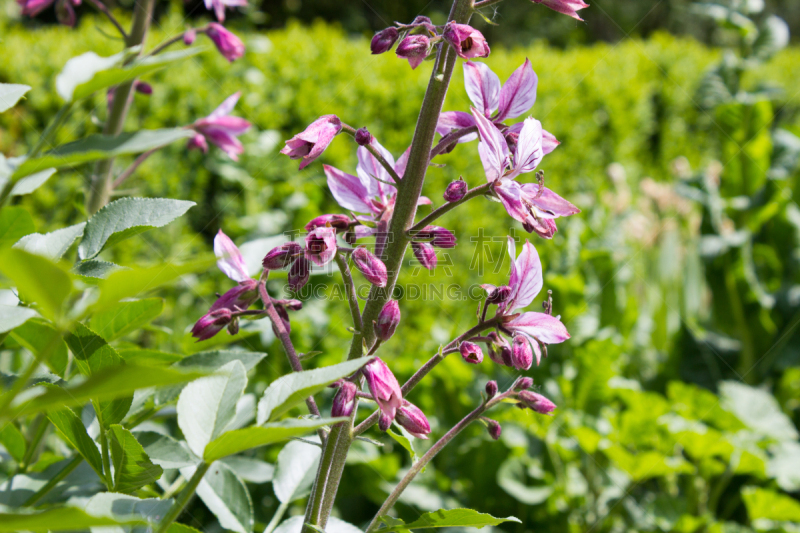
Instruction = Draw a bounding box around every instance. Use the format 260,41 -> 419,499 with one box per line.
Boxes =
507,311 -> 570,344
497,59 -> 538,122
542,129 -> 560,155
464,61 -> 501,117
512,118 -> 543,176
507,238 -> 543,312
324,165 -> 377,214
394,147 -> 411,178
472,107 -> 509,182
520,183 -> 580,218
436,111 -> 478,143
494,180 -> 529,223
209,92 -> 241,119
214,230 -> 250,282
357,138 -> 396,199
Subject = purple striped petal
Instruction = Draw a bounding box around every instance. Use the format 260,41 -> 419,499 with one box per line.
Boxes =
497,59 -> 538,122
506,236 -> 543,313
436,111 -> 478,143
507,311 -> 570,344
464,61 -> 501,117
520,183 -> 580,218
472,107 -> 509,182
214,230 -> 250,282
324,165 -> 377,214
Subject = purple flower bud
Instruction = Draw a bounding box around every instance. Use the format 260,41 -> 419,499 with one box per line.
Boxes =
409,16 -> 436,32
487,419 -> 502,440
288,257 -> 311,291
355,127 -> 373,146
371,27 -> 399,55
305,227 -> 337,266
191,308 -> 233,341
305,214 -> 351,231
396,401 -> 431,439
134,81 -> 152,95
376,300 -> 400,341
485,380 -> 498,398
515,377 -> 534,391
281,115 -> 342,170
209,279 -> 259,314
363,358 -> 403,419
352,247 -> 388,287
486,285 -> 512,305
206,23 -> 245,62
263,242 -> 302,270
184,28 -> 197,45
518,390 -> 556,415
378,412 -> 392,432
277,298 -> 303,311
443,178 -> 467,202
442,22 -> 490,60
459,341 -> 483,364
511,336 -> 534,371
430,226 -> 456,248
187,132 -> 209,153
412,242 -> 437,270
396,35 -> 430,70
331,381 -> 357,418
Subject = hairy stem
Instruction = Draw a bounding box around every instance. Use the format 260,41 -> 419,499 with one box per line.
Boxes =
335,253 -> 363,332
341,124 -> 402,184
112,148 -> 156,189
23,456 -> 82,507
86,0 -> 128,38
409,182 -> 493,233
20,416 -> 50,472
86,0 -> 156,214
155,461 -> 211,533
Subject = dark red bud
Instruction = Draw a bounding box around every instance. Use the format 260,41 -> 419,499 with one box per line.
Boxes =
355,127 -> 373,146
487,419 -> 502,440
515,377 -> 534,391
371,27 -> 399,54
288,257 -> 311,291
485,380 -> 498,398
443,178 -> 467,202
376,300 -> 401,341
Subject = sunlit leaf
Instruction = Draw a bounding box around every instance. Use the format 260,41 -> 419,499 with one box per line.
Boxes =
134,430 -> 198,470
0,304 -> 37,334
90,298 -> 163,342
0,207 -> 35,249
181,461 -> 253,533
13,222 -> 86,261
0,248 -> 72,321
47,405 -> 104,480
378,509 -> 521,531
9,319 -> 69,377
109,424 -> 163,493
0,507 -> 130,531
273,438 -> 321,504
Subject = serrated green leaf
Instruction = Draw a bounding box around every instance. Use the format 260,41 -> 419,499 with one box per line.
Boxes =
0,507 -> 130,531
0,248 -> 72,321
133,430 -> 197,470
181,461 -> 253,533
0,304 -> 37,334
0,206 -> 35,249
9,319 -> 69,377
73,259 -> 126,280
177,350 -> 267,372
379,509 -> 521,531
0,423 -> 26,463
256,357 -> 372,424
13,129 -> 196,179
56,47 -> 203,102
47,406 -> 104,480
78,198 -> 195,260
0,83 -> 31,112
13,222 -> 86,261
108,424 -> 163,493
90,298 -> 163,342
204,418 -> 344,462
10,168 -> 56,196
177,360 -> 247,457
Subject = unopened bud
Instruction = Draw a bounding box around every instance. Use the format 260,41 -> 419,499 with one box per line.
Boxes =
378,412 -> 392,432
515,377 -> 533,391
376,300 -> 401,341
487,419 -> 502,440
396,35 -> 430,70
511,336 -> 533,371
418,226 -> 456,249
371,27 -> 399,55
485,380 -> 498,398
412,242 -> 437,270
487,333 -> 512,367
459,341 -> 483,364
191,308 -> 233,341
352,247 -> 388,287
288,257 -> 311,291
355,127 -> 373,146
363,358 -> 403,420
305,214 -> 351,231
331,381 -> 357,418
183,29 -> 197,45
263,242 -> 302,270
443,178 -> 467,202
486,285 -> 511,305
277,299 -> 303,311
518,390 -> 556,415
396,401 -> 431,439
134,81 -> 153,95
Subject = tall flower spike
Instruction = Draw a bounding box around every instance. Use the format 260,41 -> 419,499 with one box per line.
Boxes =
396,401 -> 431,439
214,230 -> 250,282
362,358 -> 403,420
205,23 -> 246,62
443,23 -> 490,60
305,227 -> 337,266
189,92 -> 251,161
282,115 -> 342,170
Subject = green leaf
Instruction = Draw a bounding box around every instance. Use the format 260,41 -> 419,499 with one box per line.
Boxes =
10,168 -> 56,196
119,348 -> 183,365
13,128 -> 196,180
13,222 -> 86,261
219,456 -> 274,483
72,259 -> 126,279
0,423 -> 26,462
177,360 -> 247,457
256,357 -> 372,424
168,524 -> 203,533
0,507 -> 129,531
56,47 -> 203,102
90,298 -> 163,342
108,424 -> 163,493
767,441 -> 800,492
9,319 -> 69,377
84,492 -> 173,526
0,83 -> 31,112
719,381 -> 799,441
90,257 -> 214,312
204,418 -> 344,462
181,461 -> 253,533
379,509 -> 521,531
387,427 -> 420,464
78,198 -> 195,260
0,304 -> 37,334
133,430 -> 197,470
177,350 -> 267,372
273,438 -> 321,504
497,457 -> 554,505
741,486 -> 800,522
46,406 -> 104,480
65,322 -> 121,373
273,516 -> 363,533
7,364 -> 205,419
0,206 -> 35,249
0,249 -> 72,321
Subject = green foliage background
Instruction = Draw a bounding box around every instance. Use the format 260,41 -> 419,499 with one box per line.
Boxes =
1,6 -> 800,533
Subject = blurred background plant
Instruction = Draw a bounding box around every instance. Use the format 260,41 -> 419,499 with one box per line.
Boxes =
1,0 -> 799,531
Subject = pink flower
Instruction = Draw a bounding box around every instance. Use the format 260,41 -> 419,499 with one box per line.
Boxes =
352,247 -> 388,287
518,390 -> 556,415
396,401 -> 431,439
205,23 -> 245,62
459,341 -> 484,364
511,335 -> 533,370
281,115 -> 342,170
214,229 -> 250,282
396,35 -> 430,70
533,0 -> 589,21
443,23 -> 490,60
18,0 -> 80,26
203,0 -> 247,22
189,92 -> 251,161
443,178 -> 468,202
305,214 -> 352,231
412,242 -> 437,271
305,226 -> 337,266
362,358 -> 403,420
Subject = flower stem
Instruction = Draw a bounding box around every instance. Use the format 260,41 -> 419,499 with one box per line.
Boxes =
93,400 -> 115,491
112,148 -> 156,189
155,461 -> 211,533
86,0 -> 128,39
20,416 -> 50,472
334,253 -> 363,332
340,124 -> 402,184
264,500 -> 291,533
408,181 -> 493,233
